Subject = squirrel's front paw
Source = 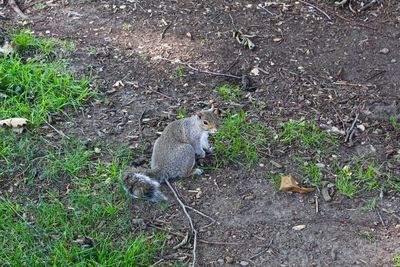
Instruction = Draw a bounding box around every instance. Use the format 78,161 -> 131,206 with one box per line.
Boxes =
197,150 -> 206,158
192,168 -> 204,176
206,146 -> 215,154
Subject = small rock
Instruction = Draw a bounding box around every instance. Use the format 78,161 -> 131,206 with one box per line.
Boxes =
316,163 -> 325,169
321,187 -> 332,202
240,261 -> 249,266
379,48 -> 389,54
225,256 -> 234,264
357,124 -> 366,131
391,59 -> 397,63
292,224 -> 306,231
217,259 -> 224,265
270,160 -> 282,168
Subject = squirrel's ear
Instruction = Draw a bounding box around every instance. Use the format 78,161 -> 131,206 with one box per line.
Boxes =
213,108 -> 221,115
196,111 -> 203,119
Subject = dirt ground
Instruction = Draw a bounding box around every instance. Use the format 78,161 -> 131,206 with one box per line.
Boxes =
2,0 -> 400,266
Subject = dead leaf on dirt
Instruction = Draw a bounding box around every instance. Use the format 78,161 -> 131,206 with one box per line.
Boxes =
0,118 -> 28,128
233,30 -> 256,50
279,175 -> 314,194
250,67 -> 260,76
106,80 -> 124,93
292,224 -> 306,231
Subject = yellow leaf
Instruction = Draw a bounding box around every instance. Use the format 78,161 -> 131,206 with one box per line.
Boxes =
279,175 -> 314,194
0,118 -> 29,128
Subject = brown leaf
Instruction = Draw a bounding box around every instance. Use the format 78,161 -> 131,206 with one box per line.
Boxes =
0,118 -> 28,128
279,175 -> 314,194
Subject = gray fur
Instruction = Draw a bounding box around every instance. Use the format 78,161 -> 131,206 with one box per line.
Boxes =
123,108 -> 219,202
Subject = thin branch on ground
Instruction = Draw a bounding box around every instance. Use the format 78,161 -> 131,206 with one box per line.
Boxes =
185,205 -> 216,223
138,109 -> 146,142
8,0 -> 28,19
158,57 -> 241,79
44,120 -> 70,140
165,179 -> 197,267
249,235 -> 274,260
298,0 -> 331,20
375,207 -> 387,230
345,113 -> 359,146
160,17 -> 176,40
258,4 -> 277,16
358,0 -> 379,12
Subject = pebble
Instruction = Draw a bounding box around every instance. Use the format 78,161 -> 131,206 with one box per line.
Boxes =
316,163 -> 325,169
379,48 -> 389,54
243,195 -> 255,200
391,59 -> 396,63
217,259 -> 224,265
240,261 -> 249,266
225,256 -> 234,264
321,187 -> 332,202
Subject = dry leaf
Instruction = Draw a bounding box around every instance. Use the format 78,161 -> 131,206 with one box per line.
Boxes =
113,80 -> 124,88
250,67 -> 260,76
292,224 -> 306,231
279,175 -> 314,194
0,118 -> 28,128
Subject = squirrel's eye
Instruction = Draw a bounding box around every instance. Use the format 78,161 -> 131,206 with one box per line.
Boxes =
203,120 -> 209,125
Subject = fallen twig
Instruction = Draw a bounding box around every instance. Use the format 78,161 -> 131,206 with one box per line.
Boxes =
334,13 -> 377,30
258,4 -> 277,16
345,113 -> 359,146
298,0 -> 331,20
138,110 -> 146,142
44,120 -> 70,140
375,207 -> 387,230
358,0 -> 379,12
158,57 -> 241,79
365,70 -> 386,82
165,179 -> 197,267
185,205 -> 216,224
146,87 -> 173,99
249,235 -> 274,260
160,17 -> 176,40
7,0 -> 28,19
149,224 -> 245,246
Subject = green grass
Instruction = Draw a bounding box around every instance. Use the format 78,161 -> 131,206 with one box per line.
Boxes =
388,116 -> 399,130
269,174 -> 282,191
394,255 -> 400,267
10,29 -> 75,56
279,120 -> 337,151
0,31 -> 90,126
361,197 -> 378,212
302,162 -> 322,188
33,2 -> 46,10
336,165 -> 357,198
213,111 -> 269,167
177,108 -> 188,119
0,30 -> 165,265
0,132 -> 165,265
336,161 -> 381,198
175,65 -> 185,79
217,83 -> 242,102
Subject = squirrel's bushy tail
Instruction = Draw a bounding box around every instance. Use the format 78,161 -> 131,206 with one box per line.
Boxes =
122,169 -> 168,202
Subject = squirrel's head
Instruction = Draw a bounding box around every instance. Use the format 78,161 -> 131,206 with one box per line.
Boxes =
196,106 -> 221,133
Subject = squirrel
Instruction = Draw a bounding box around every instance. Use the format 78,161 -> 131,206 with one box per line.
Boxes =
122,106 -> 221,202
